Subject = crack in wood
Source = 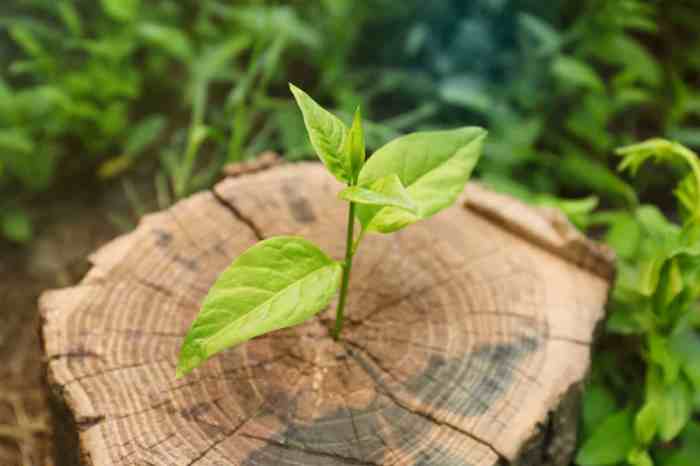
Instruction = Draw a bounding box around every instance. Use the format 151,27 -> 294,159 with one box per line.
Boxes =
212,188 -> 264,240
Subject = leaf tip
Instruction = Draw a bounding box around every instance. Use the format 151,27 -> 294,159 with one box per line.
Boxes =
288,82 -> 304,99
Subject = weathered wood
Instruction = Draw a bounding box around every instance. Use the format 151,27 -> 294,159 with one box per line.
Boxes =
40,162 -> 613,466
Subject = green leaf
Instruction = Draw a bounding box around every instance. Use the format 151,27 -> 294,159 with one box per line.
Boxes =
606,306 -> 652,335
669,329 -> 700,396
604,212 -> 641,259
675,174 -> 698,223
338,174 -> 418,213
138,23 -> 193,61
177,237 -> 342,378
628,448 -> 654,466
635,400 -> 658,444
649,334 -> 682,385
356,127 -> 486,233
342,107 -> 365,179
100,0 -> 140,22
582,383 -> 618,437
1,208 -> 32,243
576,409 -> 635,466
289,83 -> 350,183
58,1 -> 82,36
658,378 -> 693,441
552,56 -> 605,92
558,150 -> 636,204
532,195 -> 598,229
661,422 -> 700,466
124,115 -> 166,156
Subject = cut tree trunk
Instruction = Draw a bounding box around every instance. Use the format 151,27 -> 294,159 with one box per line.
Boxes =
40,162 -> 614,466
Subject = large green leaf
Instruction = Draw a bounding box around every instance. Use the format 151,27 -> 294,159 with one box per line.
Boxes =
177,237 -> 342,377
290,83 -> 350,183
576,409 -> 635,465
338,174 -> 417,213
356,127 -> 486,233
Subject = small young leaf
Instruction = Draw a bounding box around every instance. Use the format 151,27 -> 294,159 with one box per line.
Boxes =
356,127 -> 486,233
576,409 -> 635,466
289,83 -> 350,183
342,106 -> 365,179
338,174 -> 418,213
177,237 -> 342,378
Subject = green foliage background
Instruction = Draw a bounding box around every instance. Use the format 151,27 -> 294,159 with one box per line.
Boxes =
3,1 -> 700,464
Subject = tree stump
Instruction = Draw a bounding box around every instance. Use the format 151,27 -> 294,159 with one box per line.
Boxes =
40,162 -> 614,466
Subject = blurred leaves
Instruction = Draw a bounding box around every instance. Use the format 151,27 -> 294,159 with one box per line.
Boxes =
0,0 -> 377,241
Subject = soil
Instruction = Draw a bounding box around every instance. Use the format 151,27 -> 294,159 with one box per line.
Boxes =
0,176 -> 157,466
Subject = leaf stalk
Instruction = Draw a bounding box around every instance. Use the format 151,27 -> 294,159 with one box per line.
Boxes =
333,198 -> 357,340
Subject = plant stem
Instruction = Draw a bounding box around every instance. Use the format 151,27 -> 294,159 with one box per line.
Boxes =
333,200 -> 356,340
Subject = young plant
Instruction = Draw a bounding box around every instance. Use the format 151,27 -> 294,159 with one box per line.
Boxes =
576,139 -> 700,466
175,84 -> 486,377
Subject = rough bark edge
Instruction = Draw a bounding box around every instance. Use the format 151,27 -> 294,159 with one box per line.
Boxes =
221,151 -> 281,178
38,308 -> 89,466
502,379 -> 583,466
464,184 -> 615,282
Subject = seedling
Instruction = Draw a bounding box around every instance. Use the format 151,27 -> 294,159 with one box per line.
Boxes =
176,84 -> 486,377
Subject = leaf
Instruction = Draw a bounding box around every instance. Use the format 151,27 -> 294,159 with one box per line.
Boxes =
657,378 -> 693,441
100,0 -> 140,22
558,150 -> 636,204
604,212 -> 641,259
582,383 -> 617,437
289,84 -> 351,182
0,128 -> 34,155
532,195 -> 598,229
635,400 -> 658,444
606,306 -> 652,335
1,208 -> 32,243
124,115 -> 166,156
8,26 -> 43,58
669,329 -> 700,395
661,422 -> 700,466
177,237 -> 342,377
649,334 -> 682,384
356,127 -> 486,233
98,154 -> 133,179
518,13 -> 561,57
58,1 -> 82,36
138,23 -> 193,61
675,174 -> 697,222
576,409 -> 635,466
552,56 -> 605,92
338,174 -> 418,213
438,76 -> 493,113
628,448 -> 654,466
342,107 -> 365,180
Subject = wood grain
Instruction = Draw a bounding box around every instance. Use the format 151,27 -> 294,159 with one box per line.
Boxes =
41,162 -> 613,466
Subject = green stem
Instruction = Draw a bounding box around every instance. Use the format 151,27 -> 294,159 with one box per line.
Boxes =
333,200 -> 356,340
